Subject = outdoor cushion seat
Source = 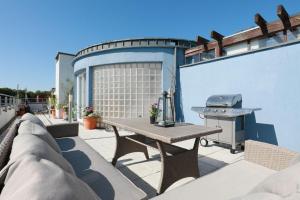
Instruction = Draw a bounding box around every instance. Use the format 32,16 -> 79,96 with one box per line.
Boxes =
151,160 -> 276,200
56,136 -> 147,200
20,113 -> 46,128
18,120 -> 61,153
249,162 -> 300,199
10,134 -> 75,175
0,155 -> 101,200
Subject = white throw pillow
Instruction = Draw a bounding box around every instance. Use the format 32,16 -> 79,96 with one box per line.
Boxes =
0,155 -> 101,200
18,120 -> 61,153
21,113 -> 46,128
10,134 -> 75,175
251,162 -> 300,198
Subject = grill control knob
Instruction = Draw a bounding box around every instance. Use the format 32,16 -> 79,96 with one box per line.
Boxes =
222,109 -> 226,113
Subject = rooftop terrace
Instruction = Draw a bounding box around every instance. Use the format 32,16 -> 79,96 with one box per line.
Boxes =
36,114 -> 244,198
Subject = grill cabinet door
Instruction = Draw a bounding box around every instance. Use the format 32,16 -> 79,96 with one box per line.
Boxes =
205,116 -> 219,141
218,117 -> 234,143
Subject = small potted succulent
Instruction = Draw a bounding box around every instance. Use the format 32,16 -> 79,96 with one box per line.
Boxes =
149,103 -> 159,124
83,107 -> 100,130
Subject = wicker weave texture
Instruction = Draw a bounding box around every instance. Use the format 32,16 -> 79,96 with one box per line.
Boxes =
0,120 -> 19,170
245,140 -> 299,171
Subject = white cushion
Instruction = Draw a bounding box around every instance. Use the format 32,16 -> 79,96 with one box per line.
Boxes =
21,113 -> 46,128
251,162 -> 300,198
18,120 -> 61,153
1,155 -> 101,200
151,160 -> 276,200
10,134 -> 75,175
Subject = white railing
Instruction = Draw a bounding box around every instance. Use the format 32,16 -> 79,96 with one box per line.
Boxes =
18,98 -> 48,113
0,93 -> 16,130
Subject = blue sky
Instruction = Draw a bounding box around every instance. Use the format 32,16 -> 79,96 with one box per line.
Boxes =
0,0 -> 299,91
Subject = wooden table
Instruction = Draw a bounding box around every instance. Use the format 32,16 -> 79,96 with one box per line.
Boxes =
103,118 -> 222,194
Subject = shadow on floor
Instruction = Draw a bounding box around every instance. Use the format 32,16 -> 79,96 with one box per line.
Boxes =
197,154 -> 228,177
116,152 -> 232,198
117,157 -> 159,198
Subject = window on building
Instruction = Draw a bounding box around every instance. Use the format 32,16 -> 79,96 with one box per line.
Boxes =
78,73 -> 86,118
200,50 -> 215,61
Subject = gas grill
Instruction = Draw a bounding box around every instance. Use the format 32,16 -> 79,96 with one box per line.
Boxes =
191,94 -> 261,153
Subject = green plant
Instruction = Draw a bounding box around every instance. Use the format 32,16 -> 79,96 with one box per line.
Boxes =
149,103 -> 159,117
55,103 -> 63,110
82,107 -> 100,118
63,105 -> 68,112
72,105 -> 77,120
49,96 -> 56,109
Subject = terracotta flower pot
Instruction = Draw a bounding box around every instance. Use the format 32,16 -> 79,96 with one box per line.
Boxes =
84,117 -> 97,130
63,111 -> 68,120
51,109 -> 56,119
55,109 -> 63,119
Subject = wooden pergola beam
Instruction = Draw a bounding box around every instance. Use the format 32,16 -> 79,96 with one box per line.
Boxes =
255,13 -> 268,35
211,31 -> 224,42
185,12 -> 300,58
277,5 -> 291,30
196,35 -> 209,51
210,31 -> 224,57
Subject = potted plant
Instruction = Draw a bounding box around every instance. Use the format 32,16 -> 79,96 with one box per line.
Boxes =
83,107 -> 99,130
149,103 -> 159,124
72,105 -> 77,121
49,96 -> 56,118
55,103 -> 63,119
63,105 -> 68,120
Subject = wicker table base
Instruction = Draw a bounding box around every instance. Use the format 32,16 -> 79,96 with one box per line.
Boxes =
110,125 -> 200,194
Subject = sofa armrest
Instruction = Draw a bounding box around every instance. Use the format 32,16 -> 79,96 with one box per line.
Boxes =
46,123 -> 79,138
245,140 -> 299,171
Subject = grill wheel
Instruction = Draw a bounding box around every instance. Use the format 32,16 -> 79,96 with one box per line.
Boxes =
200,138 -> 208,147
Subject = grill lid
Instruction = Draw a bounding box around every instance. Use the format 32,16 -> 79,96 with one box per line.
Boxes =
206,94 -> 242,108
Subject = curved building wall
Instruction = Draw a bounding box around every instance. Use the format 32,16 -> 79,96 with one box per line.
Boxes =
73,46 -> 186,119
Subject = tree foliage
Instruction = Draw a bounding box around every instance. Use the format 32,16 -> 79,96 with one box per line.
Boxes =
0,87 -> 51,99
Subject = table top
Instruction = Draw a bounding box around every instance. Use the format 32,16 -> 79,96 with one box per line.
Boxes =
103,118 -> 222,144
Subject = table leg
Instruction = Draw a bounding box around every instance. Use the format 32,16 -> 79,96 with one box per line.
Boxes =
156,138 -> 200,194
111,126 -> 149,166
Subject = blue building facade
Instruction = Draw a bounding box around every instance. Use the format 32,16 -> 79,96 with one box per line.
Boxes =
72,38 -> 195,119
179,41 -> 300,152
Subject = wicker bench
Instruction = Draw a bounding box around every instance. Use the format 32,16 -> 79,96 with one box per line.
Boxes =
0,114 -> 147,200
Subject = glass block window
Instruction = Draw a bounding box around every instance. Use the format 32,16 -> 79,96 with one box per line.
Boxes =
93,62 -> 162,119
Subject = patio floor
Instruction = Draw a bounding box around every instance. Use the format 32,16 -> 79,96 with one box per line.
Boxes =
37,114 -> 244,198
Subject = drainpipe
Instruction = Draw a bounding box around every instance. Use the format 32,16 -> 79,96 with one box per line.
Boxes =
68,94 -> 73,123
172,47 -> 177,122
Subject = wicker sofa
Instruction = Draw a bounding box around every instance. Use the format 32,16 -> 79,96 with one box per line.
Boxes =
0,113 -> 147,200
151,140 -> 300,200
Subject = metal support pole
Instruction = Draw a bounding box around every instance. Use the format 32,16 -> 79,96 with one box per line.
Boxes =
68,94 -> 73,123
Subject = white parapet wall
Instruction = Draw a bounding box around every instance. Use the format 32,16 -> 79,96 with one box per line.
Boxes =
0,107 -> 15,130
55,52 -> 75,106
0,94 -> 16,130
